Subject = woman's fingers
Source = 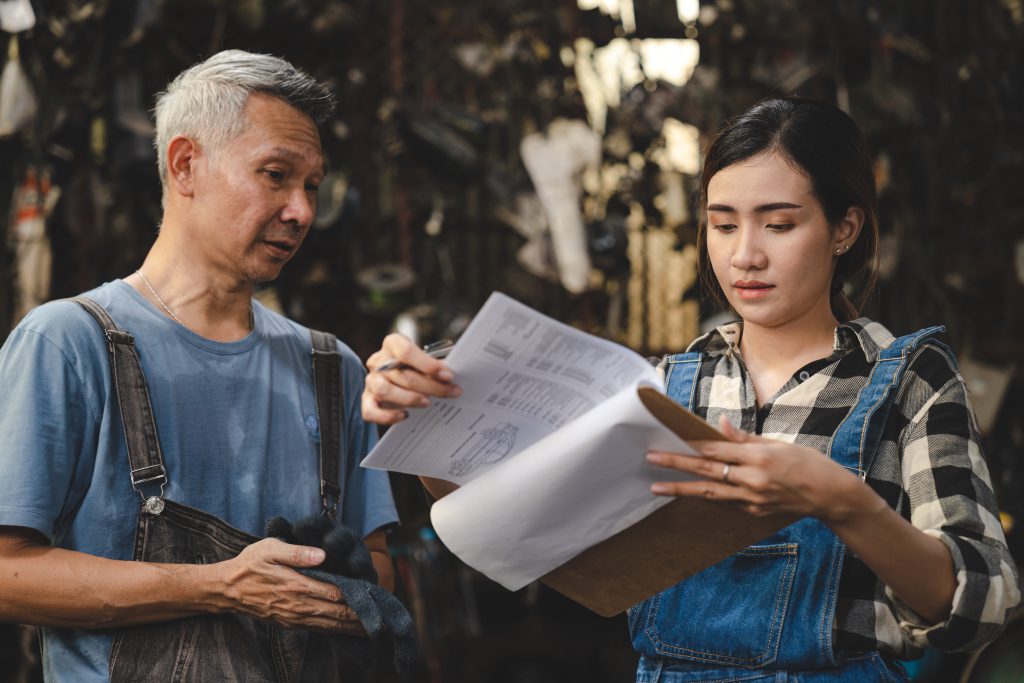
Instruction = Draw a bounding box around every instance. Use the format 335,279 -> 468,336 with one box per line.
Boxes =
647,451 -> 749,489
719,416 -> 752,441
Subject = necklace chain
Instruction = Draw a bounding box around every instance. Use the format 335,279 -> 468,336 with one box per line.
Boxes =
136,269 -> 184,326
135,270 -> 254,331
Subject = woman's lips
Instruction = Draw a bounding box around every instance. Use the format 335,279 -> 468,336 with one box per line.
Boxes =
733,281 -> 775,300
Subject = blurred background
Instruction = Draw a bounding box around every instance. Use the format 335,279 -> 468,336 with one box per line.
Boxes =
1,0 -> 1022,681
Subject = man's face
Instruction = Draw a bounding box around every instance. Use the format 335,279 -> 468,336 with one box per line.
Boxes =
189,94 -> 325,284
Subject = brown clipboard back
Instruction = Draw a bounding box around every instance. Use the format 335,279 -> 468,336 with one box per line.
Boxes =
540,386 -> 794,617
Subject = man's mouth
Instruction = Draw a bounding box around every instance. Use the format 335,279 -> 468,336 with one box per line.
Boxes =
262,239 -> 296,258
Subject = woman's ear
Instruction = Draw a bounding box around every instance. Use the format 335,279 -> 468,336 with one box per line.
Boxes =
835,206 -> 865,250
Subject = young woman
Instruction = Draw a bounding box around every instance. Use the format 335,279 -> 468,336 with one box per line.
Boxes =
361,97 -> 1019,681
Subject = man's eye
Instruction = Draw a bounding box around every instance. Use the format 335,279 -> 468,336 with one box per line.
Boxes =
766,223 -> 794,231
264,169 -> 285,181
306,183 -> 320,193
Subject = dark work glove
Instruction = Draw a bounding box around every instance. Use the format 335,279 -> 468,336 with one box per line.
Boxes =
265,516 -> 418,675
266,515 -> 377,583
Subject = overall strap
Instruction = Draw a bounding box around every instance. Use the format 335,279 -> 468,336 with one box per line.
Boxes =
663,352 -> 703,411
310,330 -> 345,519
827,325 -> 946,478
72,296 -> 168,515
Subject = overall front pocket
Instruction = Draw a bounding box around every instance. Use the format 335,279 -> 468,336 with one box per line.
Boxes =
644,543 -> 799,668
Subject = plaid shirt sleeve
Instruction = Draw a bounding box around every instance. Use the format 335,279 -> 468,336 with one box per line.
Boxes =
887,345 -> 1020,652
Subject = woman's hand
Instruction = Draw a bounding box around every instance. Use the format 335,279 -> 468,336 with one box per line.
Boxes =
646,416 -> 869,523
362,333 -> 461,425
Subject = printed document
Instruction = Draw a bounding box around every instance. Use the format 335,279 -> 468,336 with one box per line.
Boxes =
361,292 -> 704,590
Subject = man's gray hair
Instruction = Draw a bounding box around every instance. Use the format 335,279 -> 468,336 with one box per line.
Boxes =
154,50 -> 336,187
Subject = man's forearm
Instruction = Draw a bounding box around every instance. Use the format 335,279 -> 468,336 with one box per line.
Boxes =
0,529 -> 222,629
364,529 -> 395,592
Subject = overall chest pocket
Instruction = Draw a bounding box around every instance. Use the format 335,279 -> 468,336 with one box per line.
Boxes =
643,543 -> 799,668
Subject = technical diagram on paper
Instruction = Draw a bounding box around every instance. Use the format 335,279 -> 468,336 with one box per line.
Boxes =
362,291 -> 662,483
361,291 -> 705,592
449,423 -> 517,477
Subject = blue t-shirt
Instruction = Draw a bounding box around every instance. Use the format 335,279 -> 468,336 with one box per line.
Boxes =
0,280 -> 399,682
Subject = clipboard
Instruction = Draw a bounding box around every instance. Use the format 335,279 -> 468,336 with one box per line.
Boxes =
538,386 -> 795,617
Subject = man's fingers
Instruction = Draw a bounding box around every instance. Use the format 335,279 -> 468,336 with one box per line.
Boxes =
377,333 -> 452,379
298,576 -> 345,604
365,372 -> 433,408
256,538 -> 326,568
360,393 -> 408,425
280,600 -> 365,635
382,366 -> 461,399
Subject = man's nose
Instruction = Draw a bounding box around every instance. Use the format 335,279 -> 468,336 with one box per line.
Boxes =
281,186 -> 316,227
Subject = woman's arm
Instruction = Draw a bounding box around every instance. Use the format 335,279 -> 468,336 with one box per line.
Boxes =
647,419 -> 956,622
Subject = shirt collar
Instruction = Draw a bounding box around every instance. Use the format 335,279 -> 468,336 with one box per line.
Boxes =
686,317 -> 895,362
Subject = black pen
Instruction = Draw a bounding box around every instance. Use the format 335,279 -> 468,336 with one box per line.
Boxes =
375,339 -> 454,373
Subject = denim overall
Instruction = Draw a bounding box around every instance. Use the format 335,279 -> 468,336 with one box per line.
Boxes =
74,297 -> 360,682
629,326 -> 947,682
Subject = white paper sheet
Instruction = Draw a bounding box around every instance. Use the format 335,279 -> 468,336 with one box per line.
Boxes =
429,382 -> 699,590
360,292 -> 711,591
361,291 -> 662,483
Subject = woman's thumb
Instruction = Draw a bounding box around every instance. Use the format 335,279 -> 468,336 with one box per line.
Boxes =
719,415 -> 755,442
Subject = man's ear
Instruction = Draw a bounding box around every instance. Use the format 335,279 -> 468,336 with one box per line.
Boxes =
835,205 -> 865,249
166,135 -> 198,198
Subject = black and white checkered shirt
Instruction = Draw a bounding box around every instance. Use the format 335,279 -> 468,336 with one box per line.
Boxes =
671,318 -> 1020,658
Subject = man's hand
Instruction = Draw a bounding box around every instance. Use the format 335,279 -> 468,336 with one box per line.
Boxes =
216,538 -> 365,635
362,333 -> 461,425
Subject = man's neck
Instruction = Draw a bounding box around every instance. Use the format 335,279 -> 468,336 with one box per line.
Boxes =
129,233 -> 255,343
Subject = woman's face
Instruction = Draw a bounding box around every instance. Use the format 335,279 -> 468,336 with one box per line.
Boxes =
705,152 -> 858,330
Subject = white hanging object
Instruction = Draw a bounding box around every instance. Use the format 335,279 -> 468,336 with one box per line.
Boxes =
520,118 -> 601,294
0,36 -> 37,138
8,167 -> 59,327
0,0 -> 35,33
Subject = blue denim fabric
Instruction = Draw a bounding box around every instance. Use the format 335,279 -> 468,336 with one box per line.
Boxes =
107,500 -> 365,682
635,652 -> 908,682
630,327 -> 944,681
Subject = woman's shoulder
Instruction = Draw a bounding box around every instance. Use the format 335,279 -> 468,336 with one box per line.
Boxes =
845,317 -> 954,364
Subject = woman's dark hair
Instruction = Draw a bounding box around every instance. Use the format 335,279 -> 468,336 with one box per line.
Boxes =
697,97 -> 879,322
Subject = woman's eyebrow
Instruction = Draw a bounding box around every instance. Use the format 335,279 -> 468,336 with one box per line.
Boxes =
707,202 -> 803,212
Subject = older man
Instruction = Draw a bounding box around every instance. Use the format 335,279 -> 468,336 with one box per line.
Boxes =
0,50 -> 398,681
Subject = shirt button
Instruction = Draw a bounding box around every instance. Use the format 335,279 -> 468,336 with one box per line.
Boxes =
798,371 -> 810,381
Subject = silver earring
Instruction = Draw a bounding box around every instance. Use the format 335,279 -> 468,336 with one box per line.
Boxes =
835,247 -> 843,254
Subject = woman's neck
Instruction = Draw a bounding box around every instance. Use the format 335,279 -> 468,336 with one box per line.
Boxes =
737,306 -> 839,404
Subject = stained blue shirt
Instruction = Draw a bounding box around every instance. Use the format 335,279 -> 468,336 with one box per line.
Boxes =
0,280 -> 398,682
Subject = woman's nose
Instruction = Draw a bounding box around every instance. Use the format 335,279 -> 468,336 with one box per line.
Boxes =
731,225 -> 767,271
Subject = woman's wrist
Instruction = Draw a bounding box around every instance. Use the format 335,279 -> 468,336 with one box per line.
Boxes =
817,470 -> 888,530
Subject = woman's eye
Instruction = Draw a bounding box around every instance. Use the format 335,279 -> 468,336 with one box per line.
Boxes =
766,223 -> 794,231
712,224 -> 737,232
305,183 -> 320,193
